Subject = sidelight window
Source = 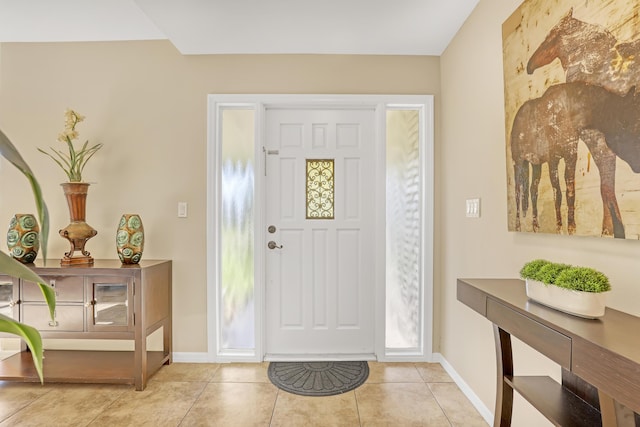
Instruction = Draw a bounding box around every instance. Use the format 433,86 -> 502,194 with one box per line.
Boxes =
219,108 -> 256,351
386,109 -> 424,352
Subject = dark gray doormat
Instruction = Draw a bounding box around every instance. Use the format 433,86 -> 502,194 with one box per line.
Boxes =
268,361 -> 369,396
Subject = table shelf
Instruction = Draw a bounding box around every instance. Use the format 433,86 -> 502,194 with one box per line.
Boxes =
505,375 -> 601,427
0,350 -> 169,385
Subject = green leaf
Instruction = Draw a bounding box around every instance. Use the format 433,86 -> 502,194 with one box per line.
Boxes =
0,129 -> 50,263
0,313 -> 45,383
0,127 -> 56,384
0,252 -> 56,319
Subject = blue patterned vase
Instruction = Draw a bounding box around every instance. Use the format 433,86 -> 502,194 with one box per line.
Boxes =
6,214 -> 40,264
116,214 -> 144,264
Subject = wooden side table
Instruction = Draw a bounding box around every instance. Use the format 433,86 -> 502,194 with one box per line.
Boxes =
0,259 -> 172,390
458,278 -> 640,427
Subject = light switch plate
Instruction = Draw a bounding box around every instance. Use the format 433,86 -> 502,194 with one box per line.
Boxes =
178,202 -> 188,218
466,198 -> 480,218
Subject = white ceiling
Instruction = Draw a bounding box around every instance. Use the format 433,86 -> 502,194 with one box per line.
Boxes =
0,0 -> 480,55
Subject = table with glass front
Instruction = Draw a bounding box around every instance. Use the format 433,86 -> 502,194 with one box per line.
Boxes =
0,259 -> 172,390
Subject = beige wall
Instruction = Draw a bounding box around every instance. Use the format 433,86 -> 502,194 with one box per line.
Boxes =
5,4 -> 635,422
0,40 -> 440,354
440,0 -> 640,425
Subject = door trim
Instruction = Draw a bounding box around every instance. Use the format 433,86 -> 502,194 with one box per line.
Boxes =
206,94 -> 434,363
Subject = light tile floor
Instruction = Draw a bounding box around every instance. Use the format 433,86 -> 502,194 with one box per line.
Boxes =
0,362 -> 487,426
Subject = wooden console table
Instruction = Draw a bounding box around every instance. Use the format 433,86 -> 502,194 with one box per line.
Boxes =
0,259 -> 172,390
457,278 -> 640,427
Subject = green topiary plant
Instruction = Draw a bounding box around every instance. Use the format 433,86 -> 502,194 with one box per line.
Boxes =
520,260 -> 611,293
519,259 -> 551,281
555,267 -> 611,293
536,262 -> 571,285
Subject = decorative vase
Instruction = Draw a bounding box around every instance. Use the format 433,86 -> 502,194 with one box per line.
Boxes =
525,279 -> 609,319
59,182 -> 97,266
116,214 -> 144,264
6,214 -> 39,264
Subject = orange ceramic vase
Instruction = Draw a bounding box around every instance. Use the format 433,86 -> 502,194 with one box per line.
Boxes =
59,182 -> 97,265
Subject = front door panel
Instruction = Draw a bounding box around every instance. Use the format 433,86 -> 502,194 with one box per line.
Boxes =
265,108 -> 375,357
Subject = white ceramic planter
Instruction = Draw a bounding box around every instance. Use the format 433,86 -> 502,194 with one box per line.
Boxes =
525,279 -> 609,319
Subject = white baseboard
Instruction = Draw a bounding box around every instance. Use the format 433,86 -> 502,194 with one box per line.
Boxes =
171,352 -> 260,363
432,353 -> 494,426
172,352 -> 210,363
378,353 -> 433,363
264,353 -> 376,361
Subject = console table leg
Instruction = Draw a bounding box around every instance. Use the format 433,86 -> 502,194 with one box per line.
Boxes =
599,391 -> 636,427
493,325 -> 513,427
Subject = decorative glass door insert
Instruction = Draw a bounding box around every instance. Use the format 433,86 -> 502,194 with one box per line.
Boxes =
306,159 -> 335,219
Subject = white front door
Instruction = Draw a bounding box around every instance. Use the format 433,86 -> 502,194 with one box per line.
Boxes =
265,107 -> 376,358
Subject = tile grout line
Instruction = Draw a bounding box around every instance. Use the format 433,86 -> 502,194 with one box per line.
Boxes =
175,380 -> 211,427
84,384 -> 133,426
354,386 -> 363,426
427,383 -> 454,427
417,363 -> 454,427
0,385 -> 56,425
268,388 -> 281,426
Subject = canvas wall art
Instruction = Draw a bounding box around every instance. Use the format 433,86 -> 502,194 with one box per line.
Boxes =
503,0 -> 640,239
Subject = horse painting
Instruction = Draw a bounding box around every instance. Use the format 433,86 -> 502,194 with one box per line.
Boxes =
511,82 -> 640,237
511,91 -> 577,234
527,8 -> 640,97
525,8 -> 640,237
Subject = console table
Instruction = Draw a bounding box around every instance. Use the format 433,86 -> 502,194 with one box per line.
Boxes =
457,278 -> 640,427
0,259 -> 172,390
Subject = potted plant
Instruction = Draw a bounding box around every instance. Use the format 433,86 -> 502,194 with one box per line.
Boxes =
0,129 -> 56,382
520,259 -> 611,318
38,109 -> 102,265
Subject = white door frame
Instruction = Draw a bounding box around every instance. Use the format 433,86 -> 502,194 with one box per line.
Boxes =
206,94 -> 434,363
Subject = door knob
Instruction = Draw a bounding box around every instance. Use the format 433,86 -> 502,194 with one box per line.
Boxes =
268,241 -> 283,249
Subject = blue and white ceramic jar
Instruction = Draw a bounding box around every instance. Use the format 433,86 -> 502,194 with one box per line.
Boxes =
116,214 -> 144,264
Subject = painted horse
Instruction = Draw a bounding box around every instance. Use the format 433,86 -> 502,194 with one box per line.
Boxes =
526,8 -> 640,238
527,8 -> 640,96
511,82 -> 640,236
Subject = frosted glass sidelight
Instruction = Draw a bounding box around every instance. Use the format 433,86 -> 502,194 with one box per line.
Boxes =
386,110 -> 421,349
220,109 -> 255,350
